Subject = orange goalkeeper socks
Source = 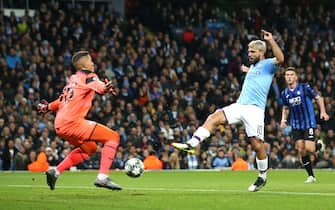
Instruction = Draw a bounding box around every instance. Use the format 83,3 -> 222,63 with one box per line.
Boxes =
57,147 -> 89,173
99,141 -> 118,175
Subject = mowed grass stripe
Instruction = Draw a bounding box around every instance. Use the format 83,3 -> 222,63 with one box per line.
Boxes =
3,184 -> 335,196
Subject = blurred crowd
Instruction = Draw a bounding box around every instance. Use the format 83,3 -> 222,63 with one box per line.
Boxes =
1,0 -> 335,171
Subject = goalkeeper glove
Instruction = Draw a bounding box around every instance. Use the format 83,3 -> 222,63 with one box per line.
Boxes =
37,99 -> 49,114
104,79 -> 117,96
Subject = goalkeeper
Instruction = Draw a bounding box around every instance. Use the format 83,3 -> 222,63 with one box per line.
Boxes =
38,51 -> 121,190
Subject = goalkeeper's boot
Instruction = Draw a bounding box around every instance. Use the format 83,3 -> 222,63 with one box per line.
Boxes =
94,177 -> 122,190
171,142 -> 195,154
248,176 -> 267,192
46,169 -> 58,190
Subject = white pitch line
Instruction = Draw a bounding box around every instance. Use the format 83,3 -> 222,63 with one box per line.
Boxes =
3,185 -> 335,196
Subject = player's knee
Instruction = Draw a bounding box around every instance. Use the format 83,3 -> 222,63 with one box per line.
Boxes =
251,141 -> 264,152
207,111 -> 224,125
81,141 -> 97,156
111,131 -> 120,143
115,133 -> 120,143
253,144 -> 261,152
105,131 -> 120,144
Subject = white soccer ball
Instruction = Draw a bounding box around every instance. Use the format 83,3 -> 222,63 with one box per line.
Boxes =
125,158 -> 144,178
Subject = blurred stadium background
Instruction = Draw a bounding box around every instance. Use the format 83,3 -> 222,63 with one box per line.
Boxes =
1,1 -> 335,210
1,0 -> 335,173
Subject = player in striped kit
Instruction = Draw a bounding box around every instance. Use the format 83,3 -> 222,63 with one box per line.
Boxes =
280,67 -> 329,183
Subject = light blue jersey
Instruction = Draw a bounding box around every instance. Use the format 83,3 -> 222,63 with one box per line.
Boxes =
237,58 -> 277,110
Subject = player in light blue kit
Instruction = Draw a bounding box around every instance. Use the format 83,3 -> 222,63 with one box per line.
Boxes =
173,30 -> 284,192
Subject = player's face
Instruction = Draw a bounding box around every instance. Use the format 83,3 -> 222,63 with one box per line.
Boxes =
82,55 -> 95,72
285,70 -> 298,85
248,47 -> 262,64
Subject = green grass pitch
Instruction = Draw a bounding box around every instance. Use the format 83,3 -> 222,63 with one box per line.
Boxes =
0,170 -> 334,210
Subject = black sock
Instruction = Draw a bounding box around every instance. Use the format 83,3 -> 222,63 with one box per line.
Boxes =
302,155 -> 314,177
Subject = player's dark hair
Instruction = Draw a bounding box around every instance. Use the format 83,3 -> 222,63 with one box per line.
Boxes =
71,51 -> 89,66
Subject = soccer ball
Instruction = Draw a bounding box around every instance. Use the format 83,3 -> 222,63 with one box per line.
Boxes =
125,158 -> 144,178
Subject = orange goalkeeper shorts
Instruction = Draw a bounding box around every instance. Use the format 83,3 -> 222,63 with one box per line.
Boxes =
55,119 -> 119,147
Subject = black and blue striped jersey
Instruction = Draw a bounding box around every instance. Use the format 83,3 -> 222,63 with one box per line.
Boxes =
281,83 -> 318,130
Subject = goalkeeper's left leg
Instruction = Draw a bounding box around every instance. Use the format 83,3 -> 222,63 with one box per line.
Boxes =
90,123 -> 122,190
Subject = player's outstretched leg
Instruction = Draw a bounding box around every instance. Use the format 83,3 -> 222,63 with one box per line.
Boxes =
171,142 -> 195,154
172,127 -> 210,154
45,144 -> 91,190
172,111 -> 224,153
46,169 -> 58,190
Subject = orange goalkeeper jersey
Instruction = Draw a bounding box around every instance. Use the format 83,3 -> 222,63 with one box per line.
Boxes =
49,70 -> 106,128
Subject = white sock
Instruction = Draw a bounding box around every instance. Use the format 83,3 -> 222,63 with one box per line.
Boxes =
256,157 -> 268,179
97,173 -> 108,180
187,127 -> 210,147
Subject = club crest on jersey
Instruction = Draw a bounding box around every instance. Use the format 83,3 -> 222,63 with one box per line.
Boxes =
249,70 -> 261,77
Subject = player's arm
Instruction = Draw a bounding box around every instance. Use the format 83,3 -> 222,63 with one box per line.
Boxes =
262,29 -> 284,65
280,105 -> 289,129
305,84 -> 330,121
315,95 -> 330,120
103,79 -> 118,95
49,98 -> 60,111
86,74 -> 117,95
37,98 -> 60,114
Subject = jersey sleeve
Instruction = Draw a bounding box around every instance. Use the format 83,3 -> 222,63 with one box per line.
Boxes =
280,89 -> 289,106
49,98 -> 60,111
85,73 -> 106,94
304,83 -> 318,98
264,58 -> 279,74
